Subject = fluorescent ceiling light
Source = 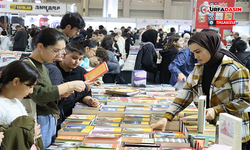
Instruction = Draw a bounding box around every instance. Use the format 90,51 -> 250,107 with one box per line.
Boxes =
35,0 -> 41,3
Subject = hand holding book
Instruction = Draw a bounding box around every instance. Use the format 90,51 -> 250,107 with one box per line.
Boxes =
205,108 -> 216,120
150,117 -> 168,132
0,132 -> 4,146
85,97 -> 99,107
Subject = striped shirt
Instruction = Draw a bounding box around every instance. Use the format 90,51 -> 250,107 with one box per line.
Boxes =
163,55 -> 250,143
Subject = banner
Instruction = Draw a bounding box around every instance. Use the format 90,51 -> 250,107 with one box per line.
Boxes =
0,2 -> 66,15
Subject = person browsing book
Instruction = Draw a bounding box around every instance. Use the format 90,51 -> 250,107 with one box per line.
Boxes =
151,31 -> 250,150
0,60 -> 43,149
56,42 -> 99,118
79,39 -> 98,69
23,28 -> 88,148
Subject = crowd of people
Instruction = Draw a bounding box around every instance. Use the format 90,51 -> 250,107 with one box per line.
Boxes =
1,11 -> 250,150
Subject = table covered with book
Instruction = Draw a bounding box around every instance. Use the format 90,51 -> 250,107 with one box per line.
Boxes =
47,84 -> 218,150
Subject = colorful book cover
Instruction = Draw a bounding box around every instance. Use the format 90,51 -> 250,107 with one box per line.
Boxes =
122,138 -> 154,144
60,126 -> 94,133
124,114 -> 150,118
88,133 -> 121,138
92,127 -> 123,133
123,128 -> 153,133
154,132 -> 187,138
125,107 -> 151,111
79,143 -> 118,149
56,136 -> 85,142
121,133 -> 153,138
96,117 -> 122,122
122,121 -> 150,125
67,115 -> 96,120
123,117 -> 151,122
63,120 -> 92,126
47,141 -> 81,149
84,62 -> 109,82
92,122 -> 120,127
100,108 -> 125,111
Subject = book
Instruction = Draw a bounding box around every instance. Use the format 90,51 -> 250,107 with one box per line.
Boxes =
95,117 -> 123,122
154,138 -> 190,147
106,88 -> 140,96
123,117 -> 151,122
55,136 -> 85,142
66,115 -> 96,120
197,95 -> 206,133
120,121 -> 150,128
83,137 -> 121,144
132,70 -> 147,87
46,141 -> 81,150
207,144 -> 232,150
78,143 -> 118,150
61,120 -> 93,128
219,113 -> 242,150
91,127 -> 123,133
122,138 -> 155,144
88,132 -> 121,138
124,114 -> 151,118
92,122 -> 120,127
84,61 -> 109,82
122,128 -> 153,133
121,133 -> 153,138
58,126 -> 94,136
154,132 -> 187,139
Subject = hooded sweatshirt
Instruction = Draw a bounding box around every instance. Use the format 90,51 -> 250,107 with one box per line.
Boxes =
0,35 -> 12,50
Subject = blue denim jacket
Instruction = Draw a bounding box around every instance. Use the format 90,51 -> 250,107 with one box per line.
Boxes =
169,48 -> 197,86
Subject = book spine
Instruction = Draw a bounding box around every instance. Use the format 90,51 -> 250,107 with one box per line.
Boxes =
197,95 -> 206,133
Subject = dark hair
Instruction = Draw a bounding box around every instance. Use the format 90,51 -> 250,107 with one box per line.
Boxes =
170,27 -> 176,33
121,26 -> 125,29
78,39 -> 97,50
23,26 -> 27,30
60,12 -> 85,30
128,26 -> 131,29
0,61 -> 39,90
99,25 -> 104,30
201,28 -> 218,33
32,28 -> 66,50
164,34 -> 181,50
65,42 -> 85,55
40,25 -> 47,30
236,40 -> 247,52
99,29 -> 107,35
122,33 -> 129,39
96,47 -> 109,62
193,29 -> 196,32
92,31 -> 99,36
89,26 -> 92,29
235,32 -> 239,36
101,35 -> 114,51
124,29 -> 129,33
111,32 -> 118,38
30,28 -> 40,38
1,30 -> 7,36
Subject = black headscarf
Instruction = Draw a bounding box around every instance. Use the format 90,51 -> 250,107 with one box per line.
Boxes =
188,31 -> 243,66
142,29 -> 158,45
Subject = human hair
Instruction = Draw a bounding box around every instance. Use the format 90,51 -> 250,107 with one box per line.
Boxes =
201,28 -> 218,33
99,29 -> 107,35
65,42 -> 85,55
40,25 -> 47,30
124,29 -> 129,33
1,30 -> 7,35
0,60 -> 40,90
96,47 -> 109,62
121,26 -> 125,29
30,28 -> 40,38
101,35 -> 114,51
193,29 -> 196,32
23,26 -> 27,30
122,33 -> 129,39
235,32 -> 239,36
32,28 -> 66,50
60,12 -> 85,30
170,27 -> 176,33
164,34 -> 181,50
235,40 -> 247,52
93,31 -> 98,36
111,32 -> 118,38
99,25 -> 104,30
78,39 -> 97,50
16,25 -> 21,29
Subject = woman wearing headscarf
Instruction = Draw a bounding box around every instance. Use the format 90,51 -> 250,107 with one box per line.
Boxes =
134,29 -> 158,84
159,34 -> 184,84
151,31 -> 250,150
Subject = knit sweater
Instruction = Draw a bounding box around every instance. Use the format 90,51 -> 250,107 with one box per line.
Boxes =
23,57 -> 61,115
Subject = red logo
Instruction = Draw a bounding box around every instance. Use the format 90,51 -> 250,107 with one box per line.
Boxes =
216,20 -> 236,25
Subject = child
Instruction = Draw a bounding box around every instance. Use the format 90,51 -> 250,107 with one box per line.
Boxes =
24,28 -> 88,148
88,47 -> 110,70
79,39 -> 97,68
0,60 -> 43,149
56,42 -> 99,118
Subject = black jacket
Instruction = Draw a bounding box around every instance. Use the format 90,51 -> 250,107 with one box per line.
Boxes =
56,62 -> 91,117
134,42 -> 158,84
234,51 -> 250,71
13,29 -> 28,51
159,48 -> 179,84
229,37 -> 241,53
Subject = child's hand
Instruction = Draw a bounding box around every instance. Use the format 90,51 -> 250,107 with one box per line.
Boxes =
34,123 -> 42,142
84,80 -> 94,91
94,81 -> 102,86
0,132 -> 4,146
86,98 -> 99,107
206,108 -> 216,120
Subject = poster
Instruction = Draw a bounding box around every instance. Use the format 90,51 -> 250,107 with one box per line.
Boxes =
223,30 -> 231,40
198,12 -> 206,22
216,13 -> 224,20
225,13 -> 232,20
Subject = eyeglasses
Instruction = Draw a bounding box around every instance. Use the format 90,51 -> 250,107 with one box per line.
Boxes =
74,28 -> 80,33
49,47 -> 65,56
91,48 -> 97,53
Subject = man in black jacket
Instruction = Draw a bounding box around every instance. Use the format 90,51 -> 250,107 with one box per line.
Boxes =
229,32 -> 241,53
13,25 -> 28,51
234,40 -> 250,71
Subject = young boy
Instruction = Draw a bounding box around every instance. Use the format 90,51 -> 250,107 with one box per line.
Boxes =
234,40 -> 250,71
91,31 -> 99,45
56,42 -> 99,117
88,47 -> 110,70
58,12 -> 85,42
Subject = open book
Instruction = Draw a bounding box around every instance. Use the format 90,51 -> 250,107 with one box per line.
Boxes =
84,62 -> 109,82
